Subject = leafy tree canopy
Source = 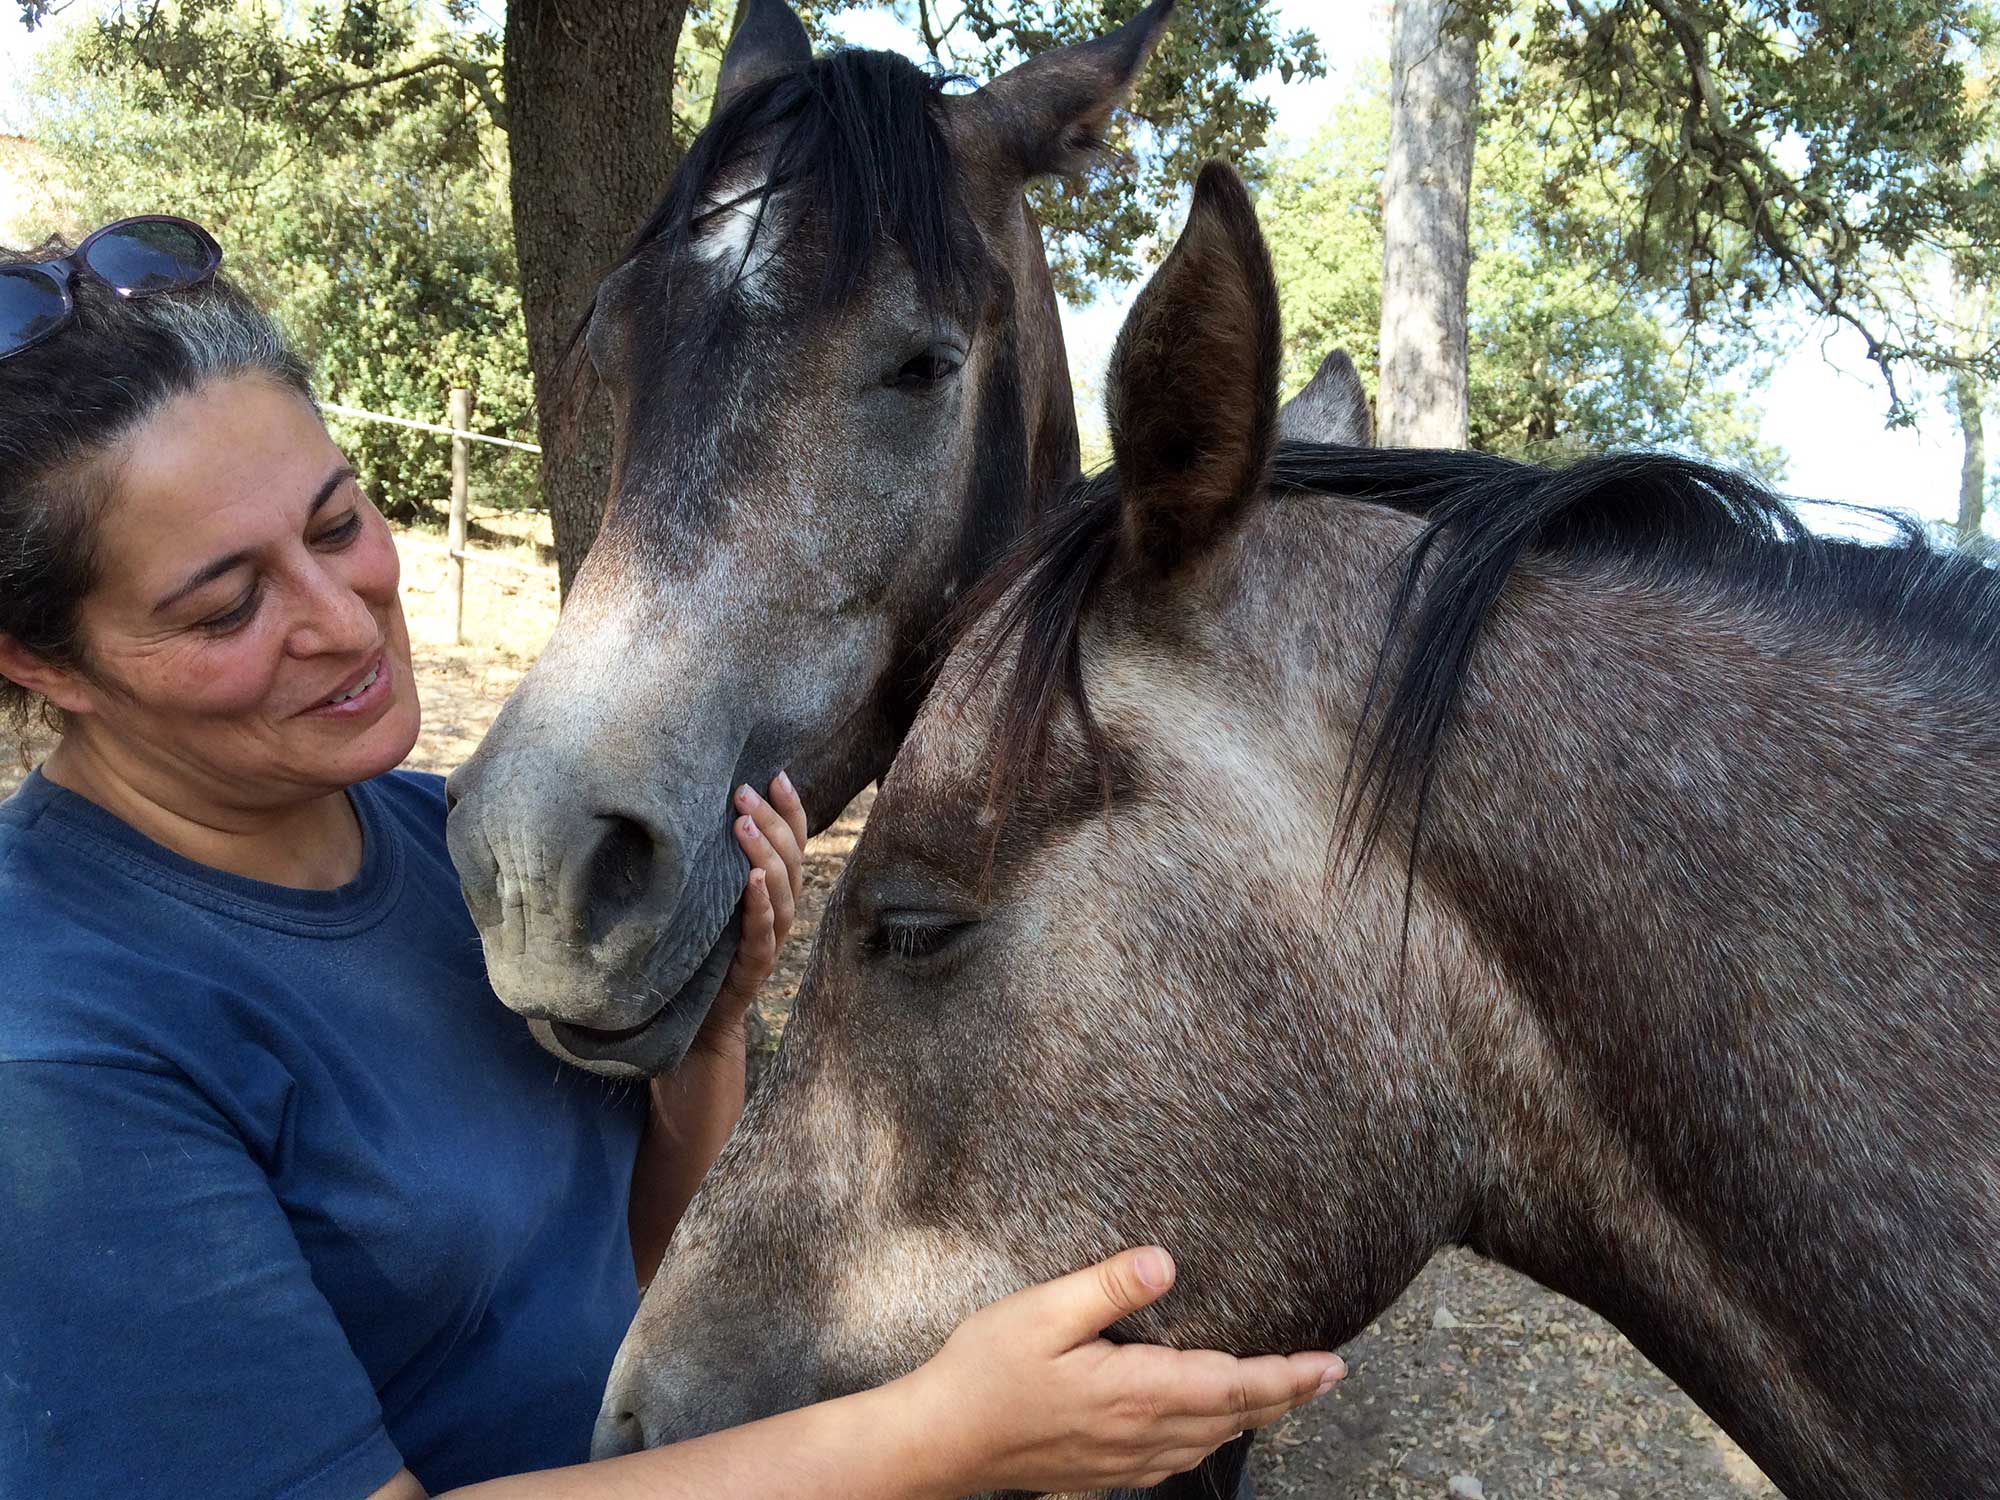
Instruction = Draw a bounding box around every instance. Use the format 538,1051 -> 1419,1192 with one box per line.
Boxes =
1261,63 -> 1783,472
14,1 -> 535,522
19,0 -> 1323,300
1492,0 -> 2000,419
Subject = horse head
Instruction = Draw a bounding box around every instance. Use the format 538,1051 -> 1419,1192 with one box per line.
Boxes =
445,0 -> 1175,1076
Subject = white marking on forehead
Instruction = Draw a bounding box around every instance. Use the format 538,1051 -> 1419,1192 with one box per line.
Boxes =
693,167 -> 783,289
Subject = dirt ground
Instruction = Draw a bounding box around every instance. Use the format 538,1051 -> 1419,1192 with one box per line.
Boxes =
5,529 -> 1780,1500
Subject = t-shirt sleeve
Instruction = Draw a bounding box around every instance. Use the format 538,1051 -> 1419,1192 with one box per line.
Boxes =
0,1059 -> 406,1500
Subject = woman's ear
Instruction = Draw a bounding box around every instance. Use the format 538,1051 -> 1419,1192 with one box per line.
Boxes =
1107,160 -> 1282,574
0,636 -> 94,717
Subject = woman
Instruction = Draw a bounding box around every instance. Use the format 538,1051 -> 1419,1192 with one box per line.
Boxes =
0,219 -> 1342,1499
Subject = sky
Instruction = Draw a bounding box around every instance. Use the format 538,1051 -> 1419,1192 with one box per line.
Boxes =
0,2 -> 1973,529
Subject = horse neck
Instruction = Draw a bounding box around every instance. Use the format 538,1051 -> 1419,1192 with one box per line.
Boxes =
1401,562 -> 2000,1496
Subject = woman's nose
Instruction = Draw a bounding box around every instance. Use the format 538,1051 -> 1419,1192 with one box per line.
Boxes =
288,562 -> 382,656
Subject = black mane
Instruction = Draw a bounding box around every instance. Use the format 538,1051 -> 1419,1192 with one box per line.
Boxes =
964,444 -> 2000,861
613,48 -> 980,319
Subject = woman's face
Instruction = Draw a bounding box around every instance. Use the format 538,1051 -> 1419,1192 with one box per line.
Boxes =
58,373 -> 420,809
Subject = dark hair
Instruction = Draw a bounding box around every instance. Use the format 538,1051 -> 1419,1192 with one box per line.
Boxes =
0,236 -> 312,743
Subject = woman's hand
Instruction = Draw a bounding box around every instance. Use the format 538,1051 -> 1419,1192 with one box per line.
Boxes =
697,772 -> 809,1054
898,1247 -> 1344,1496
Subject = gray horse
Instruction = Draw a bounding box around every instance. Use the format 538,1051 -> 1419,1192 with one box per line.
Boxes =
444,0 -> 1366,1084
597,160 -> 2000,1497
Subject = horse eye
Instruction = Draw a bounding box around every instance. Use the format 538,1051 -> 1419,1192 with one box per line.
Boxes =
867,914 -> 970,961
886,346 -> 964,390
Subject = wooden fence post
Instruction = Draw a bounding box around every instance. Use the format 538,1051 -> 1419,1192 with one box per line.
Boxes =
447,386 -> 472,646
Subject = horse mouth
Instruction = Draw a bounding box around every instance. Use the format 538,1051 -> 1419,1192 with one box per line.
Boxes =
554,1012 -> 662,1046
544,912 -> 745,1078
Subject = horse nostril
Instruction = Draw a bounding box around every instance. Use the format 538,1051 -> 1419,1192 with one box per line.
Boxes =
584,816 -> 662,943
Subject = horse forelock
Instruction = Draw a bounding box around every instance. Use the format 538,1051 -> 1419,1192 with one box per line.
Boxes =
614,48 -> 985,329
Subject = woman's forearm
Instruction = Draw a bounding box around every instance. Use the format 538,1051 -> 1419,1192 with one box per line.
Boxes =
628,1033 -> 747,1288
440,1376 -> 965,1500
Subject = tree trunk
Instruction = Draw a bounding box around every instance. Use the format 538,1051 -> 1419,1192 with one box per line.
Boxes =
1378,0 -> 1477,448
506,0 -> 687,595
1953,267 -> 1990,550
1955,367 -> 1986,549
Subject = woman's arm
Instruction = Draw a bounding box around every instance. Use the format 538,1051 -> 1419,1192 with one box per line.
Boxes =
629,774 -> 807,1287
371,1247 -> 1345,1500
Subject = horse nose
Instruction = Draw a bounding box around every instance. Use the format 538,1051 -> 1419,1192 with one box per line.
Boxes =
591,1406 -> 646,1460
445,748 -> 689,958
442,760 -> 501,929
574,812 -> 680,947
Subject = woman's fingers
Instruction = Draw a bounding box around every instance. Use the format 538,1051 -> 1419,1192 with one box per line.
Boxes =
717,772 -> 808,1008
909,1250 -> 1346,1500
767,770 -> 809,876
996,1246 -> 1178,1352
733,787 -> 799,937
737,781 -> 804,911
1109,1344 -> 1344,1429
739,869 -> 775,961
709,865 -> 775,1023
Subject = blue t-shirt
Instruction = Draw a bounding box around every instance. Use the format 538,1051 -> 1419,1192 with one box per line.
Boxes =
0,769 -> 648,1498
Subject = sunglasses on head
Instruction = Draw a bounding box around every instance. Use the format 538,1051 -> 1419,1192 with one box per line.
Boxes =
0,215 -> 223,363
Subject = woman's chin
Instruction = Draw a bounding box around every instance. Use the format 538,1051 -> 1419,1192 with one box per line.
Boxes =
324,693 -> 423,787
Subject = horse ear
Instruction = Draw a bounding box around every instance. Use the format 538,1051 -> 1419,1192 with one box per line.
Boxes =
714,0 -> 812,118
1279,348 -> 1374,447
960,0 -> 1175,178
1109,160 -> 1281,573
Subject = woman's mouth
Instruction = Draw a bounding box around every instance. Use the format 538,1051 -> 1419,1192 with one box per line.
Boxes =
305,654 -> 390,717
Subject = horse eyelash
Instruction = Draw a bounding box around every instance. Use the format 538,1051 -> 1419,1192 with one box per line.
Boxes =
870,920 -> 956,960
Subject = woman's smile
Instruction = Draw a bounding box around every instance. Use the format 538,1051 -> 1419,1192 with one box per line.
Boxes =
304,650 -> 391,718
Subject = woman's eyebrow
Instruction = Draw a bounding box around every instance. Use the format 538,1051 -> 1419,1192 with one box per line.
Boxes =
151,466 -> 359,615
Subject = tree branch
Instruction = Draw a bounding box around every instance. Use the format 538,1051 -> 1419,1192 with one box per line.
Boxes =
1583,0 -> 1961,414
292,51 -> 506,133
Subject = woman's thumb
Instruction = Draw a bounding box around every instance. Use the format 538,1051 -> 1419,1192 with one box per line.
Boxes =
1040,1246 -> 1177,1347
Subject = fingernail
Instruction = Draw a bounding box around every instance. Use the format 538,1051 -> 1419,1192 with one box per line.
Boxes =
777,769 -> 795,795
740,816 -> 758,838
1133,1247 -> 1172,1290
736,784 -> 756,808
1316,1356 -> 1346,1393
750,868 -> 766,889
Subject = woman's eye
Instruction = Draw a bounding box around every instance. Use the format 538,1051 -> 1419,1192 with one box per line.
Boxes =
868,915 -> 969,961
197,586 -> 261,634
886,347 -> 965,390
313,511 -> 363,548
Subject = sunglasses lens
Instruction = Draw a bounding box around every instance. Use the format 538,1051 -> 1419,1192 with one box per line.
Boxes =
83,220 -> 215,295
0,268 -> 68,352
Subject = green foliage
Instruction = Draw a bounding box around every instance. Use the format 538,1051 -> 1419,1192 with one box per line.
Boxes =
1493,0 -> 2000,416
1260,66 -> 1783,473
18,1 -> 534,523
32,0 -> 1323,303
834,0 -> 1323,298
